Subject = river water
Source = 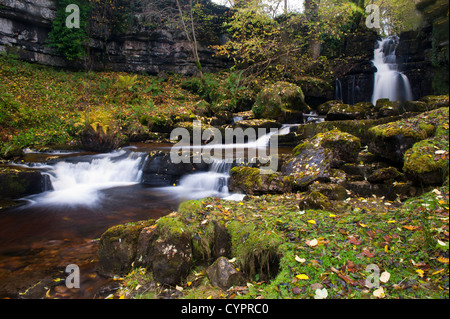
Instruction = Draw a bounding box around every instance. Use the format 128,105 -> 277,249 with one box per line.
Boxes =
0,125 -> 298,298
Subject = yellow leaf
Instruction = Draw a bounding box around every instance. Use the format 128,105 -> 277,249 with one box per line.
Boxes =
307,220 -> 316,224
207,295 -> 212,299
329,214 -> 336,218
187,281 -> 192,287
403,225 -> 419,230
387,220 -> 396,223
432,269 -> 445,276
296,274 -> 309,280
416,269 -> 425,278
384,245 -> 389,253
359,223 -> 368,228
437,256 -> 449,264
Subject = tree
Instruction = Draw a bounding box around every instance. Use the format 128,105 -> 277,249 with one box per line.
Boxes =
175,0 -> 203,77
304,0 -> 321,59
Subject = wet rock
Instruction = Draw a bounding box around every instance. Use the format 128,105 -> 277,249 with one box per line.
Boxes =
79,126 -> 127,153
0,167 -> 49,200
229,167 -> 293,195
206,257 -> 244,290
374,99 -> 403,118
231,119 -> 282,130
346,180 -> 417,200
326,102 -> 373,121
97,220 -> 154,277
317,100 -> 342,115
282,146 -> 332,190
142,151 -> 209,186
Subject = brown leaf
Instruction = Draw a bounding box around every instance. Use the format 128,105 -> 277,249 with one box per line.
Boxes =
348,236 -> 361,246
362,248 -> 375,258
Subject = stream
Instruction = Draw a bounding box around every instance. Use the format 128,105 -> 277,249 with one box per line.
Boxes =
0,124 -> 301,298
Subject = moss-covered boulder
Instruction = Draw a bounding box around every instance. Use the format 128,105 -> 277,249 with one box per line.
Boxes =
317,100 -> 342,115
136,214 -> 193,286
97,220 -> 155,277
252,81 -> 310,120
231,119 -> 282,130
206,257 -> 244,290
368,107 -> 448,163
307,183 -> 347,201
367,167 -> 404,183
326,102 -> 373,121
403,135 -> 449,185
0,166 -> 49,200
229,166 -> 293,195
283,129 -> 360,190
295,129 -> 361,165
419,95 -> 449,109
374,99 -> 403,118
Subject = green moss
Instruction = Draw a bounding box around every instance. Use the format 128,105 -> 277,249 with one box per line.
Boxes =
156,215 -> 187,240
227,220 -> 283,280
230,166 -> 262,190
403,135 -> 449,175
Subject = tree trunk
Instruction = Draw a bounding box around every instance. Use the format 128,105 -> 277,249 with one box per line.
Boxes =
175,0 -> 203,77
304,0 -> 321,59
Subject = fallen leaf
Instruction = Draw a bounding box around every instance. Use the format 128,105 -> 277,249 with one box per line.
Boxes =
437,256 -> 449,264
296,274 -> 309,280
380,271 -> 390,283
362,248 -> 375,258
403,225 -> 419,231
329,214 -> 336,218
432,269 -> 445,276
306,239 -> 318,247
175,285 -> 183,292
307,220 -> 316,224
295,255 -> 306,263
373,287 -> 385,298
314,288 -> 328,299
348,236 -> 361,246
416,269 -> 425,278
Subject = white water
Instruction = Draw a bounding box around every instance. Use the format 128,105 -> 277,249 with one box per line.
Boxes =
20,124 -> 296,206
371,36 -> 413,105
25,149 -> 146,206
162,123 -> 298,201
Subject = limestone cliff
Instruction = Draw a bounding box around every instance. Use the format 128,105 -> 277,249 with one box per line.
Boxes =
0,0 -> 230,74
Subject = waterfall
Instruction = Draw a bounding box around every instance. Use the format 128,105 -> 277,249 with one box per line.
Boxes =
371,36 -> 413,105
25,148 -> 147,206
335,78 -> 343,101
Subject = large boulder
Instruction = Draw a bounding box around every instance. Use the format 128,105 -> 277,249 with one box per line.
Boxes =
252,81 -> 310,120
368,107 -> 448,163
326,102 -> 374,121
0,167 -> 50,200
97,220 -> 154,277
136,214 -> 193,286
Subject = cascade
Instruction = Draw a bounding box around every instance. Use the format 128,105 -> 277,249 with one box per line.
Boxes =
371,36 -> 413,105
24,148 -> 147,206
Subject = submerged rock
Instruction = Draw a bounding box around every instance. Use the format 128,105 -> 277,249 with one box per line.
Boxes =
326,102 -> 373,121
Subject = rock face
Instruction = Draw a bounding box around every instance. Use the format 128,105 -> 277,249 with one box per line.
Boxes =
0,0 -> 230,74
